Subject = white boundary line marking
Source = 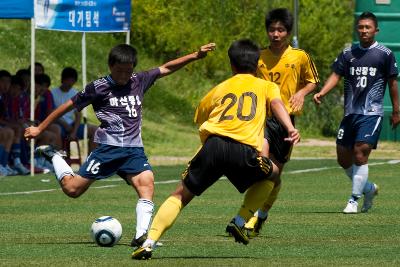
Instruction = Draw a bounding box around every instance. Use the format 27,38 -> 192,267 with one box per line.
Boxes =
0,159 -> 398,196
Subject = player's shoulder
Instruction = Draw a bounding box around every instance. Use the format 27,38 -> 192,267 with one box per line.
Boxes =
373,42 -> 393,56
253,76 -> 279,92
132,68 -> 160,80
290,46 -> 308,55
341,44 -> 355,55
92,76 -> 112,89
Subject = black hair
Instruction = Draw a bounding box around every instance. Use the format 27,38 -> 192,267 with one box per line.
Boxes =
16,69 -> 30,77
0,70 -> 11,79
265,8 -> 294,33
61,67 -> 78,82
228,39 -> 260,74
28,62 -> 45,73
108,44 -> 138,67
357,11 -> 378,28
11,75 -> 24,88
35,73 -> 51,87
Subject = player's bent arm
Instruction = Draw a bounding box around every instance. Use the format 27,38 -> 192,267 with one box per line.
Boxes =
313,72 -> 341,105
290,82 -> 318,112
388,77 -> 400,128
24,100 -> 75,139
270,99 -> 300,144
158,43 -> 216,77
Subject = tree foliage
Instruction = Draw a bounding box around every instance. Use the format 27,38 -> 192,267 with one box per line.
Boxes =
131,0 -> 354,136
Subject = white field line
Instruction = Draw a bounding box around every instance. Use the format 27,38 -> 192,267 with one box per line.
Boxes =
1,160 -> 398,196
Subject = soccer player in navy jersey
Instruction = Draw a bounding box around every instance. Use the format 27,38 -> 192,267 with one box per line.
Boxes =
314,12 -> 399,213
24,42 -> 216,246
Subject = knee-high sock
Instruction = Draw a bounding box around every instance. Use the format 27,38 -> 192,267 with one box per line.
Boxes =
238,180 -> 274,222
148,196 -> 182,242
135,198 -> 154,239
260,182 -> 282,214
352,164 -> 368,197
52,154 -> 73,181
345,165 -> 373,195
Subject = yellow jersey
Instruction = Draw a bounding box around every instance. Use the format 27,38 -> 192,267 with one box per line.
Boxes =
257,45 -> 319,115
194,74 -> 281,152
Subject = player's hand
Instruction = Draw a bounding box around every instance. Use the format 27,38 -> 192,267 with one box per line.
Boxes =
390,112 -> 400,129
289,92 -> 305,113
24,126 -> 41,140
313,92 -> 324,105
284,128 -> 300,145
196,43 -> 216,58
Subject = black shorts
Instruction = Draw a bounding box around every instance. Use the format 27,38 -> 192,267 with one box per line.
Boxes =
182,135 -> 273,196
264,115 -> 295,164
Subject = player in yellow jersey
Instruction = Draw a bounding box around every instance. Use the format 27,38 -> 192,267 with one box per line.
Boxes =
132,39 -> 300,259
235,8 -> 320,237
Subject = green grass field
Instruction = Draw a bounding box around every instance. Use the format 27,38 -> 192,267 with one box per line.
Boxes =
1,158 -> 399,267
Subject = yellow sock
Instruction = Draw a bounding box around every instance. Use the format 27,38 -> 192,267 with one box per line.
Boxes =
148,196 -> 183,241
261,183 -> 282,212
238,180 -> 274,221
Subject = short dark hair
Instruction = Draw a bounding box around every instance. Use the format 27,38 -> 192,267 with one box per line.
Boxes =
228,39 -> 260,74
108,44 -> 137,67
357,11 -> 378,28
28,62 -> 45,73
61,67 -> 78,82
35,73 -> 51,87
265,8 -> 294,33
16,69 -> 30,77
0,70 -> 11,79
11,75 -> 24,88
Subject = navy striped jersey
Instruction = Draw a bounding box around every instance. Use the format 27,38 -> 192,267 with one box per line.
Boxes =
71,68 -> 160,147
332,42 -> 398,116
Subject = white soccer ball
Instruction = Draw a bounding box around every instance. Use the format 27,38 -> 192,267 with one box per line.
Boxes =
90,216 -> 122,247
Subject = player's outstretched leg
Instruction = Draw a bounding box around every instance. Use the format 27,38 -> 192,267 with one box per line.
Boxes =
35,145 -> 66,161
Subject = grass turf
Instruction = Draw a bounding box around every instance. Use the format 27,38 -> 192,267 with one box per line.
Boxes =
0,158 -> 399,266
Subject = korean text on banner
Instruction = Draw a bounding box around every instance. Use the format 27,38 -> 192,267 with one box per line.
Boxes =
34,0 -> 130,32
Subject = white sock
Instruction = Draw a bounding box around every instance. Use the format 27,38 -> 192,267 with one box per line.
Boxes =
234,215 -> 246,227
142,238 -> 156,249
135,198 -> 154,239
352,164 -> 368,197
344,166 -> 353,180
52,154 -> 73,181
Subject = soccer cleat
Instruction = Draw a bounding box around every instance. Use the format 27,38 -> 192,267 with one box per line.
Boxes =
225,221 -> 233,236
225,221 -> 249,245
35,145 -> 66,162
343,199 -> 358,214
361,183 -> 379,213
131,246 -> 152,260
130,233 -> 147,247
244,215 -> 267,238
